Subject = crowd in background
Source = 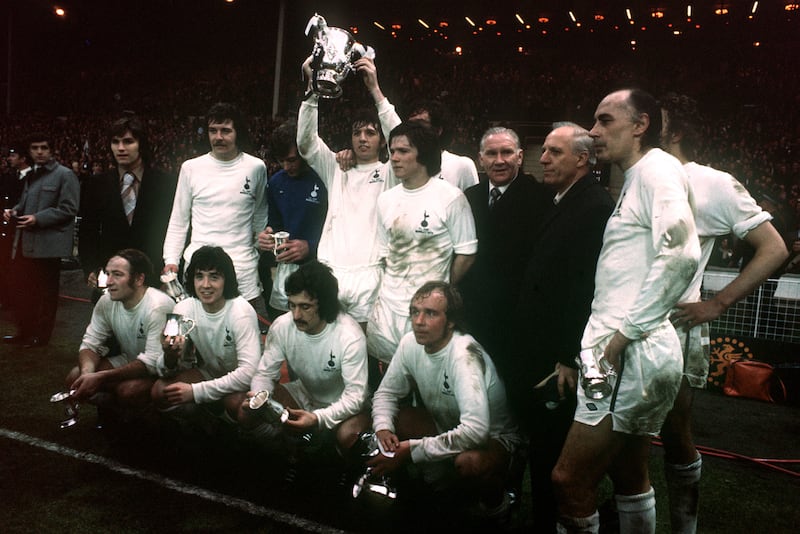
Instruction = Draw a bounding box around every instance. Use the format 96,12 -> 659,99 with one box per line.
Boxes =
2,45 -> 798,240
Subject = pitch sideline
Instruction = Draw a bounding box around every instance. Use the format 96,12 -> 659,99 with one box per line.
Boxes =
0,427 -> 350,534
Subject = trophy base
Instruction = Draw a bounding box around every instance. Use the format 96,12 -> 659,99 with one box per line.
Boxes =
314,74 -> 343,99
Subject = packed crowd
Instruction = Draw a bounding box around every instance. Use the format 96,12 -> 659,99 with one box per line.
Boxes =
2,46 -> 799,228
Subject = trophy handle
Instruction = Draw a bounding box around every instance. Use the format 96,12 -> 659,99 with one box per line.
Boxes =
305,13 -> 326,36
182,317 -> 196,337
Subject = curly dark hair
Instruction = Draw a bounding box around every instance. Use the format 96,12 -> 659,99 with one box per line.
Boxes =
285,260 -> 340,323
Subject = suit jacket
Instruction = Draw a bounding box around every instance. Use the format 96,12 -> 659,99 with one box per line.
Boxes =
458,172 -> 552,367
508,173 -> 615,394
79,166 -> 177,285
14,161 -> 80,259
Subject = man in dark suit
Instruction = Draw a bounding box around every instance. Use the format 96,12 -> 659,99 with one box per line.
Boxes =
507,122 -> 614,532
79,117 -> 177,294
459,126 -> 551,377
1,144 -> 31,309
3,133 -> 80,348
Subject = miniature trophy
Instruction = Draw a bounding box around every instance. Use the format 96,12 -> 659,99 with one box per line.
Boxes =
49,389 -> 79,429
577,348 -> 616,400
160,270 -> 189,302
273,231 -> 290,258
304,13 -> 375,99
351,431 -> 398,501
247,390 -> 290,424
96,270 -> 108,294
163,313 -> 197,366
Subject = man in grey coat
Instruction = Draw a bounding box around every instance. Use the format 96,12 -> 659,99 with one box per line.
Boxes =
2,133 -> 80,348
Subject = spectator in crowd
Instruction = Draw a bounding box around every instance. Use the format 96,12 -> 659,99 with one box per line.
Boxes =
459,126 -> 551,375
659,93 -> 788,534
163,102 -> 269,323
552,89 -> 700,534
506,122 -> 614,532
79,116 -> 177,293
152,246 -> 261,429
257,120 -> 327,315
0,144 -> 31,309
66,249 -> 174,413
2,133 -> 80,348
241,261 -> 370,474
297,58 -> 398,332
367,121 -> 477,370
369,281 -> 521,523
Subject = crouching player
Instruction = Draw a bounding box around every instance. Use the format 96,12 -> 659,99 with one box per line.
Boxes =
67,249 -> 174,417
239,261 -> 370,474
368,281 -> 522,521
151,246 -> 261,427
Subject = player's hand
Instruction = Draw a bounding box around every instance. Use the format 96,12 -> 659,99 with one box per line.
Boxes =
275,239 -> 310,264
335,149 -> 356,172
87,271 -> 98,288
163,264 -> 178,275
257,226 -> 275,251
376,429 -> 400,453
366,440 -> 409,476
163,382 -> 194,405
70,372 -> 103,400
671,300 -> 725,327
284,408 -> 317,431
603,331 -> 631,370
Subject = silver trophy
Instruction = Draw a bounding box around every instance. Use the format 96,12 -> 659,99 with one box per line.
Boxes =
305,13 -> 375,99
577,348 -> 616,400
164,313 -> 197,366
96,270 -> 109,294
352,431 -> 398,501
247,390 -> 290,424
50,389 -> 79,429
160,270 -> 189,302
273,231 -> 290,258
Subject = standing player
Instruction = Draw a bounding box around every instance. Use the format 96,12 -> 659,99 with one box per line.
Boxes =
163,102 -> 268,321
659,93 -> 787,533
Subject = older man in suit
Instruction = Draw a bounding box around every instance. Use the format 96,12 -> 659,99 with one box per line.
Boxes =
79,117 -> 177,294
459,126 -> 551,378
507,122 -> 614,532
3,133 -> 80,348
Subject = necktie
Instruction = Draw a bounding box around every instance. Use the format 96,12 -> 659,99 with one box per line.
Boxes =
489,187 -> 501,209
120,172 -> 138,224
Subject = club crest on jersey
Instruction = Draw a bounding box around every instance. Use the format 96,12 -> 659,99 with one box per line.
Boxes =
306,184 -> 321,204
240,176 -> 255,198
223,327 -> 234,348
368,168 -> 384,183
324,351 -> 338,372
441,371 -> 454,396
415,210 -> 433,235
137,321 -> 146,339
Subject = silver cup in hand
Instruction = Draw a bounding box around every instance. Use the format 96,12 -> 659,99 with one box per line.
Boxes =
578,348 -> 616,400
160,271 -> 190,302
247,390 -> 290,424
273,231 -> 290,258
